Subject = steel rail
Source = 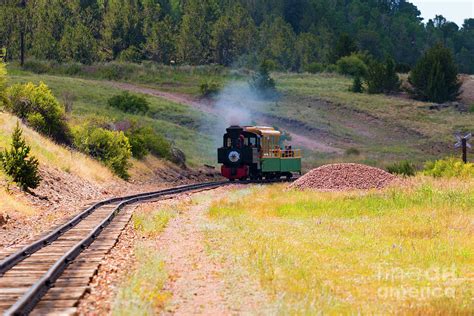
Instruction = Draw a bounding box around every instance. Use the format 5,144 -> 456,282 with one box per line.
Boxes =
0,181 -> 227,276
4,181 -> 229,316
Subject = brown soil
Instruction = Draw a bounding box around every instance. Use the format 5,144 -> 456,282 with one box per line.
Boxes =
289,163 -> 396,191
160,188 -> 268,315
0,160 -> 220,250
77,187 -> 270,315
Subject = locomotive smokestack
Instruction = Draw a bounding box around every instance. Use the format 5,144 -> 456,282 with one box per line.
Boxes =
226,125 -> 243,147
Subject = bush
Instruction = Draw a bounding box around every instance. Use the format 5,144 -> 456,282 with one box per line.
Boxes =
351,76 -> 363,93
73,124 -> 131,179
336,54 -> 368,77
345,147 -> 361,156
249,61 -> 277,98
118,46 -> 143,63
5,82 -> 71,144
423,157 -> 474,178
22,60 -> 51,74
122,123 -> 172,160
200,80 -> 221,98
108,92 -> 150,114
409,44 -> 461,103
324,64 -> 338,73
365,58 -> 400,94
469,104 -> 474,113
0,122 -> 41,191
386,160 -> 416,176
304,62 -> 324,74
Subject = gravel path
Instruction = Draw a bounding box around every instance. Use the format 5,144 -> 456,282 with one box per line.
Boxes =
78,187 -> 269,315
160,188 -> 268,315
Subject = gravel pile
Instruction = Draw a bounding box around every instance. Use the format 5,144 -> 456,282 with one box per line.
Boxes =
289,163 -> 396,191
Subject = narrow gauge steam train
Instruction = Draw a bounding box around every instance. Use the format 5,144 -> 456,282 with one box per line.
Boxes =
218,125 -> 302,181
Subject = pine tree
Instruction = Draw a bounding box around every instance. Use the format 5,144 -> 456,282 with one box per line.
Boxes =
331,33 -> 358,63
249,60 -> 277,98
409,44 -> 461,102
0,122 -> 41,191
177,0 -> 219,64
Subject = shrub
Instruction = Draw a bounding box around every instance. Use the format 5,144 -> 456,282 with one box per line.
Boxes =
468,104 -> 474,113
123,123 -> 172,160
22,60 -> 51,74
365,57 -> 400,94
386,160 -> 416,176
5,82 -> 71,144
119,46 -> 143,63
0,122 -> 41,191
409,44 -> 461,103
108,92 -> 150,114
423,157 -> 474,178
145,128 -> 172,159
249,61 -> 277,98
73,124 -> 131,179
324,64 -> 338,73
336,54 -> 368,77
345,147 -> 361,156
200,80 -> 221,98
304,62 -> 324,74
350,76 -> 363,93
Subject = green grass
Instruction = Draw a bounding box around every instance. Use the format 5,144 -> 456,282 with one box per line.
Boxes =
7,63 -> 474,167
112,244 -> 169,316
206,178 -> 474,314
274,73 -> 474,146
6,71 -> 217,166
132,206 -> 177,237
14,60 -> 239,95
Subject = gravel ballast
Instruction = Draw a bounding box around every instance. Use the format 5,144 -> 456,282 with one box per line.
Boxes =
289,163 -> 396,191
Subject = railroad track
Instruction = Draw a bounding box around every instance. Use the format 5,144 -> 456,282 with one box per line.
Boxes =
0,181 -> 229,315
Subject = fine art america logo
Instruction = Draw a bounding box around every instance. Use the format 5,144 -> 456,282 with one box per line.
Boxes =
374,264 -> 459,301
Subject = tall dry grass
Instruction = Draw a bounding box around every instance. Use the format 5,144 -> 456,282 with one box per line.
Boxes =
0,112 -> 114,184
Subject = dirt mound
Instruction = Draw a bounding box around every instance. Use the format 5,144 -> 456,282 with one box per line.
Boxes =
289,163 -> 396,191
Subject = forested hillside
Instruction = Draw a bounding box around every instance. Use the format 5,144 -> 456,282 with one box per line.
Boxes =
1,0 -> 473,73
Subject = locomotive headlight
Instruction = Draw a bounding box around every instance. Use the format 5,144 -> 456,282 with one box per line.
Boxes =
228,151 -> 240,163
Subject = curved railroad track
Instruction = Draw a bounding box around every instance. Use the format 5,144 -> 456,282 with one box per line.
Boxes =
0,181 -> 229,315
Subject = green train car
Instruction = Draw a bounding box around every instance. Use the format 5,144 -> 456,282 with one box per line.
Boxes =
217,125 -> 302,180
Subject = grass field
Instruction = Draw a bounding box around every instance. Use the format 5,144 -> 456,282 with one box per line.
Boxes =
0,113 -> 115,217
6,68 -> 217,166
6,63 -> 474,168
206,179 -> 474,314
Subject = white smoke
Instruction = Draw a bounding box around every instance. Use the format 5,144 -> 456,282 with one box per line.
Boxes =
213,82 -> 256,127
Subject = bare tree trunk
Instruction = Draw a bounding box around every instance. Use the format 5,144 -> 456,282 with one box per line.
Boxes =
20,31 -> 24,66
19,0 -> 27,66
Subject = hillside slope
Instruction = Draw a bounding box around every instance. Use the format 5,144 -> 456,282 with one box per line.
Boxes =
0,112 -> 123,247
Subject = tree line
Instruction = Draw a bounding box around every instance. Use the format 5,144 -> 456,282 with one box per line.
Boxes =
0,0 -> 473,73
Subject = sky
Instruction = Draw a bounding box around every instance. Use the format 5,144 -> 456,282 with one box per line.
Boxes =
410,0 -> 473,26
